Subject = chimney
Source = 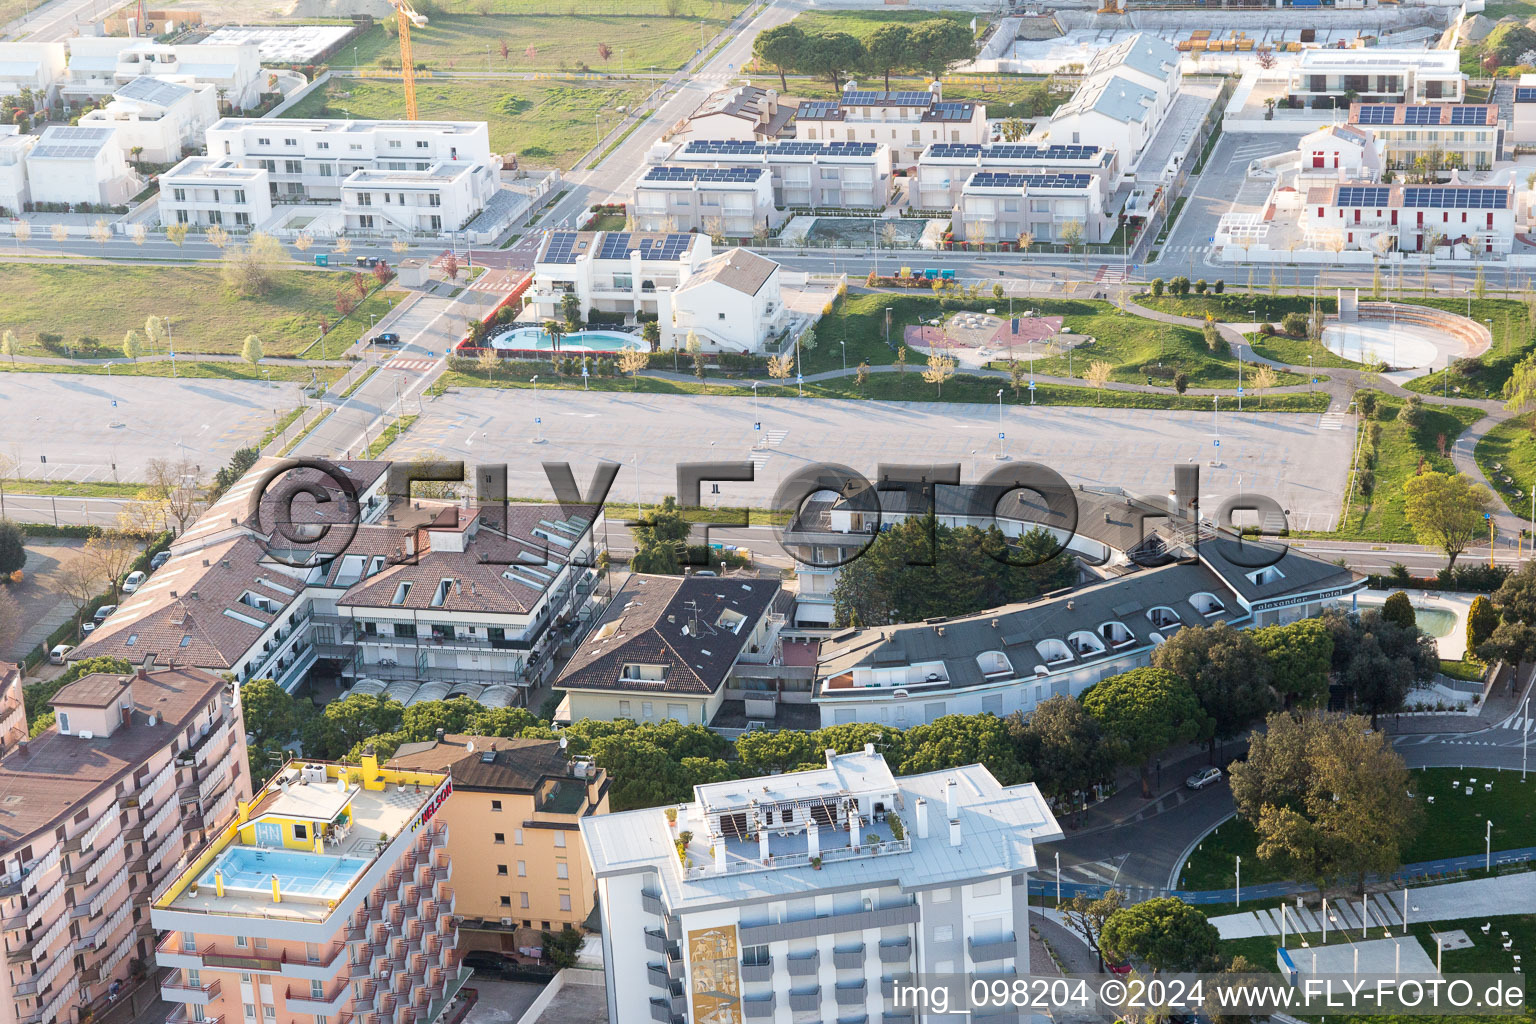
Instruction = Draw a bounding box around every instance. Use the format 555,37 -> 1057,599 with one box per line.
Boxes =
435,728 -> 445,740
758,826 -> 771,863
807,821 -> 820,859
863,742 -> 875,756
914,798 -> 929,839
714,842 -> 726,871
949,817 -> 962,848
136,666 -> 149,681
15,740 -> 27,758
945,778 -> 958,820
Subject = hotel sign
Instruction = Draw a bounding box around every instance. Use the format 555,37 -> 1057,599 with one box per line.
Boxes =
410,780 -> 453,833
687,925 -> 741,1024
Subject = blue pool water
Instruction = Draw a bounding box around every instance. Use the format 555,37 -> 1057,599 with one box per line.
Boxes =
201,846 -> 368,900
488,326 -> 646,354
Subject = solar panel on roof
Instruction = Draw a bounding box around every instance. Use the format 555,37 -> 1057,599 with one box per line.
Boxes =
1450,105 -> 1490,125
1402,187 -> 1508,209
643,165 -> 761,183
1517,87 -> 1536,103
598,231 -> 633,260
1403,106 -> 1438,125
683,139 -> 765,154
970,171 -> 1092,189
1336,186 -> 1390,207
542,231 -> 579,265
1354,105 -> 1395,125
797,101 -> 841,118
842,90 -> 931,106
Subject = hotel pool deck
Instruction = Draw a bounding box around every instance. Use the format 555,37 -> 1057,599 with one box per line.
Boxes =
199,848 -> 368,903
488,326 -> 647,354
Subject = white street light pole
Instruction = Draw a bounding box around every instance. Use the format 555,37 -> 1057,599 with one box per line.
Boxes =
1487,819 -> 1494,872
1235,854 -> 1241,907
1525,695 -> 1531,780
995,389 -> 1005,461
1055,852 -> 1060,907
530,376 -> 545,444
752,381 -> 763,449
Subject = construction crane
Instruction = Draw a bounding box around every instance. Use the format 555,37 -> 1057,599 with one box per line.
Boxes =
391,0 -> 429,121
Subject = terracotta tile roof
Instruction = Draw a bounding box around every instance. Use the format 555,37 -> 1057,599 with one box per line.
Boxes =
388,734 -> 574,793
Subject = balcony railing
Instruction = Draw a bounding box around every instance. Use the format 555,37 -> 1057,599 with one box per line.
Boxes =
160,977 -> 222,1005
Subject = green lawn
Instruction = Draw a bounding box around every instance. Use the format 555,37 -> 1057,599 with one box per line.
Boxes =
342,0 -> 745,74
0,358 -> 346,383
2,478 -> 150,498
0,263 -> 392,357
1399,299 -> 1534,399
748,73 -> 1060,119
1135,292 -> 1322,322
1473,413 -> 1536,519
1340,394 -> 1485,541
281,77 -> 653,168
1182,766 -> 1536,891
1247,330 -> 1366,371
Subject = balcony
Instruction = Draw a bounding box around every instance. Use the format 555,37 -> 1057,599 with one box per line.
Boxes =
740,957 -> 772,983
286,983 -> 352,1016
643,928 -> 679,959
877,939 -> 911,964
833,945 -> 864,969
789,989 -> 821,1012
743,995 -> 775,1019
641,890 -> 666,917
787,951 -> 819,977
738,899 -> 919,946
161,976 -> 222,1006
649,998 -> 677,1024
835,981 -> 867,1006
968,933 -> 1017,964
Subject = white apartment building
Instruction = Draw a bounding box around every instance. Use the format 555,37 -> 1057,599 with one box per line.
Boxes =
24,124 -> 138,207
1345,102 -> 1499,173
1302,179 -> 1515,253
1034,34 -> 1182,179
61,37 -> 264,109
633,165 -> 778,235
667,138 -> 892,209
661,248 -> 787,352
79,76 -> 219,163
957,171 -> 1111,245
581,747 -> 1063,1024
916,142 -> 1117,211
529,229 -> 712,321
1286,49 -> 1465,109
793,83 -> 986,166
158,155 -> 272,228
0,127 -> 35,215
0,41 -> 66,102
339,160 -> 499,234
1513,81 -> 1536,146
1292,123 -> 1384,182
684,85 -> 795,143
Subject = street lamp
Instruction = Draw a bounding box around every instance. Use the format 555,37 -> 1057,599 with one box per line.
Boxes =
530,376 -> 545,444
1487,818 -> 1494,873
1235,854 -> 1241,907
840,338 -> 846,373
995,388 -> 1005,461
752,381 -> 763,448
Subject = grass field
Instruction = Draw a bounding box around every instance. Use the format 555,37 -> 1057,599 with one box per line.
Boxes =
1247,330 -> 1366,371
1181,767 -> 1536,891
342,0 -> 745,74
747,73 -> 1060,118
1398,299 -> 1534,399
282,78 -> 653,168
0,358 -> 348,383
1338,393 -> 1484,541
0,263 -> 397,358
3,478 -> 150,498
1473,413 -> 1536,518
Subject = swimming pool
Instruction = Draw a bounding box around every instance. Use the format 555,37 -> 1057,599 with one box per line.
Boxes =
200,846 -> 368,902
487,326 -> 646,354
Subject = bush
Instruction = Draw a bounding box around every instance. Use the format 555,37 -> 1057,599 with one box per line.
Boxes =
1281,312 -> 1308,337
1140,364 -> 1178,380
1259,322 -> 1277,336
1213,279 -> 1225,294
1150,278 -> 1165,297
1397,394 -> 1424,426
1194,279 -> 1208,294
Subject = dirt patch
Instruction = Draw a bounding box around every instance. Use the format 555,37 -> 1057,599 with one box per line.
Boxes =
5,538 -> 87,662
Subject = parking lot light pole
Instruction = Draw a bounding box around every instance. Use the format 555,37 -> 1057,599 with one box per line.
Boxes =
1235,855 -> 1241,907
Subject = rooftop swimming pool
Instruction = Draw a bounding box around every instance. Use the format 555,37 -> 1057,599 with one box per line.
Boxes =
199,846 -> 369,903
488,326 -> 646,354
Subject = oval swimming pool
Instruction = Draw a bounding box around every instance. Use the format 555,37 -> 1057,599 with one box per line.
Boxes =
488,326 -> 646,354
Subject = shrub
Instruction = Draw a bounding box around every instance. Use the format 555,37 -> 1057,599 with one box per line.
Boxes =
1213,279 -> 1225,294
1194,279 -> 1208,294
1259,322 -> 1277,336
1281,312 -> 1307,337
1150,278 -> 1165,297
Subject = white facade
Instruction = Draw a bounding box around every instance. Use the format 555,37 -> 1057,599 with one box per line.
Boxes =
529,229 -> 713,321
0,41 -> 66,102
684,85 -> 792,143
1301,178 -> 1515,254
1513,78 -> 1536,146
957,171 -> 1111,245
24,124 -> 138,207
158,156 -> 271,228
0,127 -> 35,215
1286,49 -> 1465,108
793,82 -> 987,166
581,749 -> 1062,1024
916,142 -> 1118,211
633,166 -> 778,235
666,139 -> 892,209
1294,124 -> 1384,182
62,37 -> 264,110
339,161 -> 498,234
78,76 -> 219,163
661,248 -> 786,352
1034,33 -> 1182,179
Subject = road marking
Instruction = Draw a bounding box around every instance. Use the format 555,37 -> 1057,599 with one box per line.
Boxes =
767,429 -> 788,447
388,358 -> 437,372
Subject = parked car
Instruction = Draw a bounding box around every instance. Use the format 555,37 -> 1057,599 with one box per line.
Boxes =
150,550 -> 171,570
462,951 -> 515,978
93,605 -> 117,626
49,644 -> 73,665
122,570 -> 146,593
81,622 -> 94,634
1106,961 -> 1133,975
374,332 -> 402,346
1185,766 -> 1223,791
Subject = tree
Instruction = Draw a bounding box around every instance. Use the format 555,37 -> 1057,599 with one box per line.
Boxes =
1492,562 -> 1536,626
241,678 -> 303,749
800,32 -> 864,92
11,220 -> 29,246
1081,667 -> 1209,797
642,320 -> 660,351
241,334 -> 264,367
145,316 -> 168,353
0,521 -> 24,576
0,328 -> 17,364
1202,316 -> 1221,353
1382,590 -> 1417,631
1209,956 -> 1264,1024
1059,219 -> 1084,255
1397,393 -> 1424,426
122,329 -> 145,362
301,693 -> 405,760
1479,619 -> 1536,666
900,714 -> 1028,785
864,23 -> 911,91
1229,710 -> 1422,893
1000,117 -> 1027,142
139,457 -> 204,535
1060,889 -> 1124,970
907,18 -> 976,79
204,223 -> 230,250
49,224 -> 67,243
856,361 -> 869,392
221,232 -> 287,297
1008,695 -> 1112,820
210,448 -> 260,501
1281,311 -> 1307,337
53,552 -> 105,635
560,293 -> 582,331
1250,618 -> 1333,707
1101,897 -> 1221,972
1016,231 -> 1034,255
1249,364 -> 1278,407
922,350 -> 955,398
1152,622 -> 1275,756
1402,471 -> 1496,568
766,352 -> 794,384
1173,371 -> 1189,394
753,23 -> 806,92
89,218 -> 111,246
1084,359 -> 1113,402
1467,593 -> 1499,655
166,222 -> 188,247
84,531 -> 139,601
442,252 -> 460,281
736,730 -> 823,775
1319,607 -> 1437,724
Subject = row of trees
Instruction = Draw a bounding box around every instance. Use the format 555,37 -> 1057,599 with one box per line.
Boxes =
752,20 -> 977,93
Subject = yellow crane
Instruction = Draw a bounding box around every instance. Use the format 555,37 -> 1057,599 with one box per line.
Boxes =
392,0 -> 428,120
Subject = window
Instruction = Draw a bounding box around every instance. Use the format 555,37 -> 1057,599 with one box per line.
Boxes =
183,932 -> 197,949
356,192 -> 373,207
514,829 -> 523,845
556,862 -> 569,880
175,210 -> 188,223
263,1009 -> 275,1020
208,211 -> 222,225
618,700 -> 631,717
233,190 -> 245,204
57,712 -> 70,733
254,937 -> 268,950
317,142 -> 329,150
517,861 -> 527,877
293,824 -> 308,841
235,936 -> 248,948
257,137 -> 270,146
560,893 -> 572,912
491,800 -> 502,812
244,1006 -> 256,1020
494,832 -> 505,844
429,215 -> 442,231
417,140 -> 430,148
172,188 -> 186,201
284,138 -> 297,146
500,895 -> 511,906
310,980 -> 324,998
234,212 -> 250,226
498,865 -> 508,876
284,160 -> 302,174
520,892 -> 530,908
388,140 -> 402,149
428,194 -> 441,207
553,832 -> 566,849
306,943 -> 321,963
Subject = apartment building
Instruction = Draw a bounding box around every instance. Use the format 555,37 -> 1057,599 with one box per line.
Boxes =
0,42 -> 66,103
1035,32 -> 1181,179
0,128 -> 35,217
683,85 -> 794,143
78,76 -> 219,164
528,229 -> 711,321
0,665 -> 250,1024
1345,103 -> 1499,173
24,124 -> 139,207
915,142 -> 1118,211
1285,49 -> 1465,109
1292,123 -> 1384,182
70,459 -> 605,702
660,248 -> 787,353
158,156 -> 272,228
793,83 -> 986,166
1302,180 -> 1515,253
667,139 -> 892,209
0,662 -> 29,757
633,165 -> 779,236
956,171 -> 1112,245
60,37 -> 264,109
339,160 -> 499,235
151,752 -> 470,1024
387,734 -> 610,948
1513,81 -> 1536,145
580,747 -> 1063,1024
554,573 -> 785,728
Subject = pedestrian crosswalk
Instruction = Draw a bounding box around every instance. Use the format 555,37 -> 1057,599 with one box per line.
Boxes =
766,429 -> 788,446
388,358 -> 437,372
1318,412 -> 1349,430
1095,264 -> 1128,284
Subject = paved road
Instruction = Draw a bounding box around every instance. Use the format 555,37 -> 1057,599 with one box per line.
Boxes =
2,0 -> 120,41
